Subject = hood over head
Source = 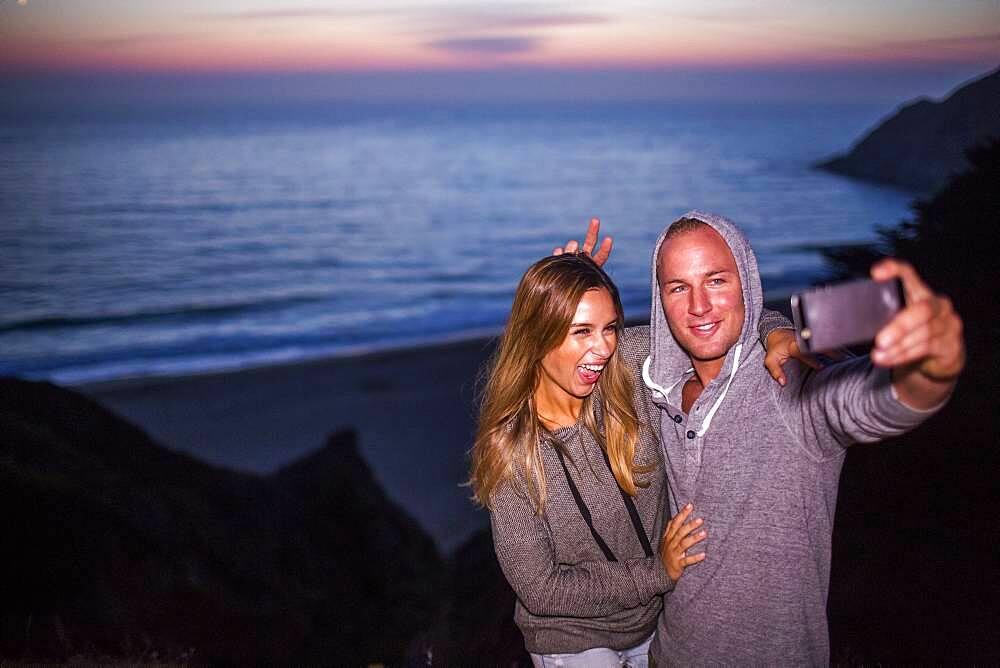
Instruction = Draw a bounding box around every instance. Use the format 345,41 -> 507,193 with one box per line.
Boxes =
642,210 -> 764,424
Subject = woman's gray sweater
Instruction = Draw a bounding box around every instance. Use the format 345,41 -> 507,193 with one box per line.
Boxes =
489,326 -> 673,654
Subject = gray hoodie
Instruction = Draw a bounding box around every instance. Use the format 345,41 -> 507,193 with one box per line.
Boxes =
642,211 -> 939,665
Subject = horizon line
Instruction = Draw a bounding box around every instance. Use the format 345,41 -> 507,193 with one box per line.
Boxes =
3,59 -> 997,77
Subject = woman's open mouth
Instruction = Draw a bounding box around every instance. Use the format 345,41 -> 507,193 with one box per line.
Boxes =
577,363 -> 605,384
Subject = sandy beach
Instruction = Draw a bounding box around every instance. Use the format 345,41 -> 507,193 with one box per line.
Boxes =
81,334 -> 503,553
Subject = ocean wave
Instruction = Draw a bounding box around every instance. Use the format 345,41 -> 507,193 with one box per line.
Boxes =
0,293 -> 339,334
51,197 -> 364,218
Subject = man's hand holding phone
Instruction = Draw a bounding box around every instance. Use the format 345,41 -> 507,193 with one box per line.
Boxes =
790,258 -> 963,409
869,259 -> 965,409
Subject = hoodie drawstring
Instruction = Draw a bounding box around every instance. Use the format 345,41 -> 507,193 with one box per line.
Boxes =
696,343 -> 742,437
642,356 -> 670,398
643,343 -> 744,438
642,356 -> 687,424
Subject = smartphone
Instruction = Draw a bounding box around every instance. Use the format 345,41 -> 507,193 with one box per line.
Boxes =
790,278 -> 904,353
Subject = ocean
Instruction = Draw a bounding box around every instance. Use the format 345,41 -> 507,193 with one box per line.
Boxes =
0,100 -> 915,384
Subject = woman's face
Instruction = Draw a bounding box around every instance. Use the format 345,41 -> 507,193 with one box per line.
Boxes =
538,287 -> 619,403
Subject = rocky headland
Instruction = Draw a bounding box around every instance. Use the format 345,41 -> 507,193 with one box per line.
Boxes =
817,66 -> 1000,192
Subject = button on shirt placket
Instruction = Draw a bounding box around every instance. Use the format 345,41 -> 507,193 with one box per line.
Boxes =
683,404 -> 703,472
685,422 -> 699,467
670,412 -> 696,468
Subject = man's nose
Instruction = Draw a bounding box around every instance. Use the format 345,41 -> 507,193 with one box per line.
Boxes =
688,287 -> 710,315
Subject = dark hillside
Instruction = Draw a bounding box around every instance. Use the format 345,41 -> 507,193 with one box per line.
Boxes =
822,139 -> 1000,662
0,378 -> 444,664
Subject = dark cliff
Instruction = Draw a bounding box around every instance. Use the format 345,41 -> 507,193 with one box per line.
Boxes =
0,378 -> 444,664
817,67 -> 1000,193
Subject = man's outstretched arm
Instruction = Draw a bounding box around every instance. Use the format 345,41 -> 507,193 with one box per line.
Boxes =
778,258 -> 964,459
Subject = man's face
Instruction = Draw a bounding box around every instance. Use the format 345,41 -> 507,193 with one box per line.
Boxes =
657,226 -> 745,367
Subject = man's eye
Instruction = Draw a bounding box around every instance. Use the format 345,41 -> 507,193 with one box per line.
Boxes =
669,285 -> 686,294
708,278 -> 724,286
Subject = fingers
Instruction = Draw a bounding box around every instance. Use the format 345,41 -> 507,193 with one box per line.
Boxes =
872,258 -> 938,368
871,257 -> 932,303
660,502 -> 708,581
581,217 -> 613,267
592,236 -> 613,267
871,258 -> 958,372
874,310 -> 937,366
668,517 -> 704,546
875,294 -> 936,351
763,329 -> 792,385
581,218 -> 601,254
874,300 -> 964,378
871,276 -> 965,379
560,219 -> 599,257
663,502 -> 694,542
873,297 -> 940,364
678,526 -> 707,552
763,352 -> 785,385
681,551 -> 707,567
552,218 -> 612,265
763,330 -> 822,386
663,506 -> 705,552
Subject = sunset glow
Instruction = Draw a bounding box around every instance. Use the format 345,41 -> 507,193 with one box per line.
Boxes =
0,1 -> 997,104
2,1 -> 998,72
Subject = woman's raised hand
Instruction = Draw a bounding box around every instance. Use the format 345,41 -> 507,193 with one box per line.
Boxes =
659,502 -> 707,582
552,217 -> 613,266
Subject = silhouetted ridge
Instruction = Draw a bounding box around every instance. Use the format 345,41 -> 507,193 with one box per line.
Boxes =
817,66 -> 1000,192
0,378 -> 444,664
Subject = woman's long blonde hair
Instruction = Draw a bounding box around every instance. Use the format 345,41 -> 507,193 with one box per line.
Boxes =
469,253 -> 648,512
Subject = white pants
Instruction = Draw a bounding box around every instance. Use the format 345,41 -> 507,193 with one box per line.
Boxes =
530,633 -> 653,668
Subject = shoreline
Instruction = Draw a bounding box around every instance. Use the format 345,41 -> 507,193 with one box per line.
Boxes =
77,290 -> 794,395
75,325 -> 507,394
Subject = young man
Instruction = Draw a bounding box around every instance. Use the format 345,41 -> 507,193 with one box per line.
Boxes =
560,211 -> 964,664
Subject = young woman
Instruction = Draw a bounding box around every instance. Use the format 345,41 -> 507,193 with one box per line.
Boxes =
469,253 -> 705,667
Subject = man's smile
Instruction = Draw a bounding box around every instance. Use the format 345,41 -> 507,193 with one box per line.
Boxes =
688,321 -> 722,337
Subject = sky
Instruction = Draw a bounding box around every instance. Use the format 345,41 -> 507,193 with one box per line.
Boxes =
1,0 -> 998,103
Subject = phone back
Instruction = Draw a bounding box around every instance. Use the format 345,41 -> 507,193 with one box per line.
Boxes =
791,278 -> 904,352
